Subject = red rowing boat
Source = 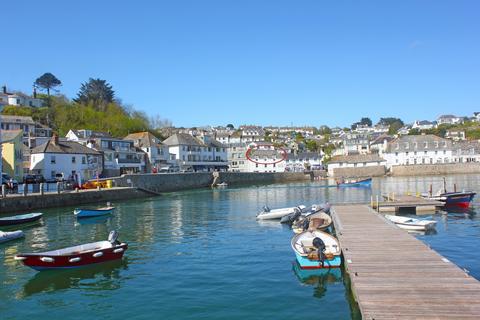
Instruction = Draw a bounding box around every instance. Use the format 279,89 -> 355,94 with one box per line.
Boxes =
14,231 -> 127,271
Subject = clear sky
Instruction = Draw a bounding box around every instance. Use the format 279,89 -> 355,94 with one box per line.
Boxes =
2,0 -> 479,128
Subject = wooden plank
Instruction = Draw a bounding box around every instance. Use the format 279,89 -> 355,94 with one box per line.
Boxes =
332,204 -> 480,319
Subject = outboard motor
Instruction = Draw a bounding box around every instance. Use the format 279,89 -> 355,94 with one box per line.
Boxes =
312,237 -> 326,265
108,230 -> 120,245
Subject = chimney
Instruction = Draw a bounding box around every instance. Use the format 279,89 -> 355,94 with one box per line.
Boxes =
51,134 -> 59,146
2,85 -> 6,94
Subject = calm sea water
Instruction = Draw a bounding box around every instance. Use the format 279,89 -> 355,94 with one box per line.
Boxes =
1,174 -> 479,319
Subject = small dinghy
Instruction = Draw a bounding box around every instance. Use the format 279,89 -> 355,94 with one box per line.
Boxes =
385,214 -> 436,231
14,230 -> 128,271
257,205 -> 306,220
336,177 -> 372,187
74,206 -> 115,218
0,230 -> 24,243
0,213 -> 43,226
291,230 -> 341,269
292,211 -> 332,234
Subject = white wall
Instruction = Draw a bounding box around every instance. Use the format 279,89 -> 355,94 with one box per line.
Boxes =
30,153 -> 102,181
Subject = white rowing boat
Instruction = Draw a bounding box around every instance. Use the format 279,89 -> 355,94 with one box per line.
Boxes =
385,214 -> 436,231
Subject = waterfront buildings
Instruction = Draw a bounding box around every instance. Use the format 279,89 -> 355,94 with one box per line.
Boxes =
327,154 -> 386,176
163,133 -> 228,171
0,115 -> 52,147
1,130 -> 24,180
124,132 -> 170,172
452,141 -> 480,163
30,135 -> 103,182
285,152 -> 323,172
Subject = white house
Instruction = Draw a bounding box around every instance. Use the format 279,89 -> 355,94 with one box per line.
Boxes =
163,133 -> 228,171
30,135 -> 103,182
1,86 -> 43,108
227,141 -> 287,173
437,114 -> 464,126
369,135 -> 394,155
445,130 -> 466,141
327,154 -> 386,176
285,152 -> 323,172
412,120 -> 436,131
452,141 -> 480,163
383,135 -> 453,169
124,131 -> 170,172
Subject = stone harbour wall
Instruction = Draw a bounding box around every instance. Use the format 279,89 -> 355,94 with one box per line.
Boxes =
332,165 -> 386,178
391,163 -> 480,176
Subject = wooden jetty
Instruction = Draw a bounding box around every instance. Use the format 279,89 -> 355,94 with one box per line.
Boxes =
332,204 -> 480,319
371,194 -> 443,213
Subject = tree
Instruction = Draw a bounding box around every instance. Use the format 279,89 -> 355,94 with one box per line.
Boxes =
34,72 -> 62,97
378,117 -> 404,127
75,78 -> 115,110
388,121 -> 404,134
360,117 -> 372,127
226,124 -> 234,130
318,125 -> 332,135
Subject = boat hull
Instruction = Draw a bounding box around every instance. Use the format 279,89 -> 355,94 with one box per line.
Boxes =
16,243 -> 127,271
444,193 -> 476,208
295,252 -> 341,269
337,178 -> 372,188
0,213 -> 43,226
0,230 -> 25,243
74,208 -> 114,218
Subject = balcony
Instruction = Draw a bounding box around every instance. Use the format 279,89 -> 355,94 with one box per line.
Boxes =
116,158 -> 141,164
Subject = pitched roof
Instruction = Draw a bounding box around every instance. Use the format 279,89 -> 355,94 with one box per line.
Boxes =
0,130 -> 23,143
163,133 -> 204,146
0,115 -> 35,124
31,138 -> 101,155
329,154 -> 385,164
70,129 -> 111,139
386,134 -> 452,152
124,131 -> 164,148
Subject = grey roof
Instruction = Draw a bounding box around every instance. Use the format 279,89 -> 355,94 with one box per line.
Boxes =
453,141 -> 480,154
386,135 -> 452,152
287,152 -> 322,160
370,134 -> 394,145
163,133 -> 204,146
0,130 -> 22,142
329,154 -> 385,164
124,132 -> 164,148
71,129 -> 111,139
0,115 -> 35,124
31,138 -> 101,155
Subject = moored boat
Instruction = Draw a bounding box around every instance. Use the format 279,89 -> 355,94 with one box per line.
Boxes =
292,211 -> 332,234
14,230 -> 128,271
384,214 -> 436,231
0,230 -> 24,243
336,177 -> 372,187
291,230 -> 341,269
74,207 -> 115,218
0,213 -> 43,226
427,191 -> 476,208
257,205 -> 306,220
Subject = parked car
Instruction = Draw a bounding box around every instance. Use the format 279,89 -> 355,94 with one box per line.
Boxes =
23,174 -> 45,184
2,173 -> 19,192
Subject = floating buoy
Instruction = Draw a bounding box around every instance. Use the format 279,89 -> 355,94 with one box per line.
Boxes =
93,252 -> 103,258
113,248 -> 123,253
69,257 -> 81,263
14,256 -> 26,261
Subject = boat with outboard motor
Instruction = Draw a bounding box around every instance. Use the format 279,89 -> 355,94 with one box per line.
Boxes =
292,211 -> 332,234
291,230 -> 341,269
336,177 -> 372,187
257,205 -> 306,220
14,230 -> 127,271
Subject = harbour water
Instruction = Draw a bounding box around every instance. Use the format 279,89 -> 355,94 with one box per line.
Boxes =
1,174 -> 479,319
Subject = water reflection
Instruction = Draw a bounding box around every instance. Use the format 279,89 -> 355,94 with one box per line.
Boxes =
75,215 -> 111,226
18,259 -> 128,299
292,262 -> 342,299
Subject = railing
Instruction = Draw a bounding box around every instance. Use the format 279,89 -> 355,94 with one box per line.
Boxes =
116,158 -> 141,163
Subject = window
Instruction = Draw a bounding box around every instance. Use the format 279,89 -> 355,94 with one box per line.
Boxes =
82,157 -> 86,164
443,150 -> 446,155
51,155 -> 56,164
72,156 -> 76,163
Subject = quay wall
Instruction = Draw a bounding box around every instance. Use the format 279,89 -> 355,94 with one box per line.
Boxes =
0,188 -> 148,214
391,163 -> 480,176
113,172 -> 311,193
332,165 -> 386,178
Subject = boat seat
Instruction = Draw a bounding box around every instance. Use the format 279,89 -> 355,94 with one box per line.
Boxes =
308,218 -> 325,230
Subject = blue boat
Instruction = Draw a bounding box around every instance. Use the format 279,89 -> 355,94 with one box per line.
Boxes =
336,177 -> 372,187
74,207 -> 115,218
0,213 -> 43,226
291,230 -> 342,269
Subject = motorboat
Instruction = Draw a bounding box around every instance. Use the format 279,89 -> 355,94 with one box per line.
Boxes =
292,211 -> 332,234
0,213 -> 43,226
280,204 -> 322,224
74,207 -> 115,218
384,214 -> 437,231
14,230 -> 128,271
256,205 -> 306,220
336,177 -> 372,187
0,230 -> 24,243
424,191 -> 476,208
291,230 -> 341,269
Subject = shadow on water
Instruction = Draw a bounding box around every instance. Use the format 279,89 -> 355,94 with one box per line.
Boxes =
18,259 -> 128,298
292,261 -> 342,299
75,215 -> 111,225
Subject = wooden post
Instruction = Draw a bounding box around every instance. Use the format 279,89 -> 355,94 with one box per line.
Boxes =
454,183 -> 457,192
392,192 -> 395,202
370,195 -> 373,208
376,195 -> 379,212
429,184 -> 432,197
23,183 -> 27,196
1,184 -> 5,198
40,183 -> 44,195
57,182 -> 61,194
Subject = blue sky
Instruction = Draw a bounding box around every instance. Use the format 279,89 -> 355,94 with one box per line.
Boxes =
2,0 -> 479,128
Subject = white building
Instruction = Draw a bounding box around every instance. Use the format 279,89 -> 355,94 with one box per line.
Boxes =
437,114 -> 464,126
124,131 -> 170,172
452,141 -> 480,163
412,120 -> 436,131
383,135 -> 453,169
285,152 -> 323,172
227,141 -> 287,173
445,130 -> 466,141
341,133 -> 370,155
327,154 -> 386,176
163,133 -> 228,171
0,86 -> 43,108
30,135 -> 103,182
369,135 -> 394,155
